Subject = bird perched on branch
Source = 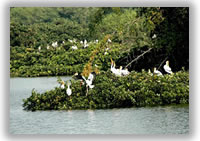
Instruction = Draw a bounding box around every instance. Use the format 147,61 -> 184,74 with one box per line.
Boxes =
84,39 -> 89,48
154,67 -> 163,76
71,45 -> 78,50
88,72 -> 96,83
82,72 -> 96,96
148,69 -> 153,76
110,58 -> 121,76
66,81 -> 72,97
107,38 -> 112,43
82,73 -> 95,89
163,60 -> 173,74
60,81 -> 65,89
121,68 -> 130,76
110,58 -> 129,76
52,41 -> 58,48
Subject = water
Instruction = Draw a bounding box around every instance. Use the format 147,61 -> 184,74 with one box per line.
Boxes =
10,77 -> 189,134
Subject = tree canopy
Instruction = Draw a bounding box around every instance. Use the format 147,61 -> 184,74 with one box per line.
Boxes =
10,7 -> 189,77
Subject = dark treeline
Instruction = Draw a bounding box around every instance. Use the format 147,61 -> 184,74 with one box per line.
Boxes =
10,7 -> 189,77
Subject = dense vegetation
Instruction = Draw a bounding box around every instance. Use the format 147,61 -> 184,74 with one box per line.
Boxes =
23,70 -> 189,111
10,7 -> 189,77
10,7 -> 189,110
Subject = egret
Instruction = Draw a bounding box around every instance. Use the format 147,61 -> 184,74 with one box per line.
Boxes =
121,68 -> 130,76
66,82 -> 72,97
71,45 -> 78,50
107,39 -> 112,43
115,66 -> 123,76
88,72 -> 96,83
84,39 -> 89,48
47,45 -> 50,50
153,67 -> 163,76
38,46 -> 41,52
148,69 -> 153,76
82,75 -> 95,89
163,60 -> 173,74
152,34 -> 157,39
68,39 -> 73,43
84,39 -> 87,44
105,48 -> 110,51
52,41 -> 58,48
110,59 -> 122,76
61,81 -> 65,89
110,58 -> 116,73
82,72 -> 96,96
112,62 -> 122,76
95,40 -> 98,43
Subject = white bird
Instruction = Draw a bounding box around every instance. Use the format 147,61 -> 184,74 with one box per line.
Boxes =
71,45 -> 78,50
112,62 -> 122,76
110,59 -> 115,73
60,81 -> 65,89
66,83 -> 72,96
163,60 -> 173,74
110,59 -> 123,76
115,66 -> 123,76
82,75 -> 95,89
121,68 -> 130,76
148,69 -> 153,76
47,45 -> 50,50
88,72 -> 96,83
152,34 -> 157,39
82,72 -> 96,96
68,39 -> 73,43
107,38 -> 112,43
105,48 -> 110,51
38,46 -> 41,51
80,41 -> 83,44
95,40 -> 98,43
154,67 -> 163,76
62,41 -> 65,44
84,39 -> 87,44
84,39 -> 89,48
52,41 -> 58,48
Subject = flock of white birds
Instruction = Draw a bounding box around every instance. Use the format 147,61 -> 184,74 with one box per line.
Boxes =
59,59 -> 173,97
37,38 -> 112,56
53,35 -> 173,97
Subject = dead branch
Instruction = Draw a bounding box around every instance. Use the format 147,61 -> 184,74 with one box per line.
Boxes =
125,48 -> 152,68
158,57 -> 168,70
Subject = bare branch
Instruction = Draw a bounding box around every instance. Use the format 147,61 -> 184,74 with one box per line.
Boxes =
125,48 -> 152,68
158,57 -> 168,70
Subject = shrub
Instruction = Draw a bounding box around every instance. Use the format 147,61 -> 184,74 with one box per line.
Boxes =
23,70 -> 189,111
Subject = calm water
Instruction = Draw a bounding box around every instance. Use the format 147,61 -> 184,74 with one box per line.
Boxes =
10,77 -> 189,134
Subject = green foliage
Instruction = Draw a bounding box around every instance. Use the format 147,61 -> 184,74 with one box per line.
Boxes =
10,40 -> 124,77
23,71 -> 189,111
10,7 -> 189,77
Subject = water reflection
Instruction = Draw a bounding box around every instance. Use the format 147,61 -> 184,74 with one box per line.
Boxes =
10,77 -> 189,134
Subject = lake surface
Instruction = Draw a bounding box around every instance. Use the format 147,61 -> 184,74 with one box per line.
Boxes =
10,77 -> 189,134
